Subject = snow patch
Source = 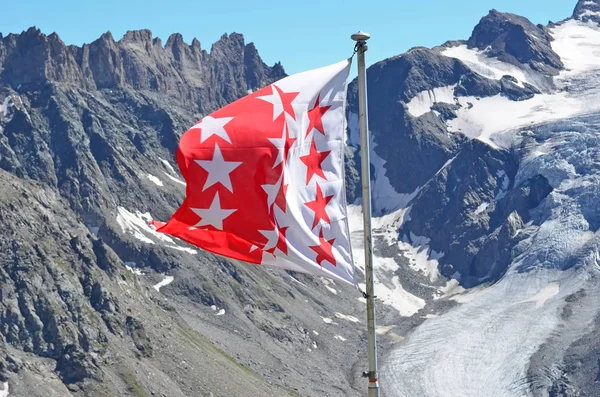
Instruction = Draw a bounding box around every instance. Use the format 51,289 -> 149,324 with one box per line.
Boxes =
474,202 -> 490,215
359,276 -> 425,317
0,381 -> 8,397
324,285 -> 337,294
163,172 -> 186,186
0,97 -> 11,117
320,277 -> 338,294
165,245 -> 198,254
147,174 -> 164,186
125,263 -> 144,276
159,158 -> 177,175
334,312 -> 361,323
447,92 -> 587,149
348,205 -> 427,316
159,158 -> 185,185
153,275 -> 174,292
406,85 -> 457,117
215,309 -> 225,316
579,9 -> 600,19
376,325 -> 396,335
441,44 -> 539,89
334,335 -> 347,342
321,317 -> 336,325
399,232 -> 444,283
289,275 -> 308,288
117,207 -> 165,244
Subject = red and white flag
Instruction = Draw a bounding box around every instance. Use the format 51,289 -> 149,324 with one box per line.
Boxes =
152,59 -> 355,285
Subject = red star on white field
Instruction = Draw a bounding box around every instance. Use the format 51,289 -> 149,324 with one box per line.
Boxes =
300,138 -> 331,184
305,94 -> 331,138
268,122 -> 297,168
257,84 -> 300,121
305,183 -> 334,229
309,228 -> 337,267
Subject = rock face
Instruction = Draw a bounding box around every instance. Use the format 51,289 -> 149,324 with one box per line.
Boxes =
467,10 -> 564,75
573,0 -> 600,23
0,28 -> 284,113
345,46 -> 541,207
399,140 -> 554,287
0,29 -> 367,397
345,9 -> 562,285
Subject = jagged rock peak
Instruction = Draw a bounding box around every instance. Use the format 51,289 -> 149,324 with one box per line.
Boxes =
24,26 -> 43,36
210,32 -> 246,53
220,32 -> 245,42
468,9 -> 563,75
0,27 -> 285,103
98,31 -> 115,42
119,29 -> 154,43
191,37 -> 201,49
573,0 -> 600,23
165,32 -> 184,48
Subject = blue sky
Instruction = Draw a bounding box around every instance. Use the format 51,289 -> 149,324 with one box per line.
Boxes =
0,0 -> 576,76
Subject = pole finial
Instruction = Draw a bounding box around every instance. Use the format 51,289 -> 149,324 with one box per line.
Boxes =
351,31 -> 371,42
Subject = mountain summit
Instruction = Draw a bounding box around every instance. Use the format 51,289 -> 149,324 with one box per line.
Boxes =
573,0 -> 600,23
467,9 -> 563,75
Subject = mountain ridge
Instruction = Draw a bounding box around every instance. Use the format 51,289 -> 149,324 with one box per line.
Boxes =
1,1 -> 600,396
0,27 -> 285,114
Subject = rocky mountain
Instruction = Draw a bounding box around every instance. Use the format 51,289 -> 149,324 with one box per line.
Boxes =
573,0 -> 600,23
0,29 -> 369,397
343,1 -> 600,395
1,0 -> 600,396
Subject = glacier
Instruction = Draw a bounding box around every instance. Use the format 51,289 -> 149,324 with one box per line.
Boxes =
379,18 -> 600,397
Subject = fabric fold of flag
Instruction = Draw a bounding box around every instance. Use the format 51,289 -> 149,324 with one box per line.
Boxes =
151,59 -> 356,285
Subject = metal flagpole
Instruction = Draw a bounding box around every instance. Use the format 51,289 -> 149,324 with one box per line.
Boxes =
351,31 -> 380,397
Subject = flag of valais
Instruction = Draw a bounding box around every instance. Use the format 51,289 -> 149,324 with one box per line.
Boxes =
152,59 -> 355,285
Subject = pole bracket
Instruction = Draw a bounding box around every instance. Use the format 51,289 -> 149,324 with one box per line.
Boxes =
359,288 -> 376,300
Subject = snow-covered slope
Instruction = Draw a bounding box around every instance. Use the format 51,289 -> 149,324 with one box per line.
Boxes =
369,12 -> 600,397
405,19 -> 600,150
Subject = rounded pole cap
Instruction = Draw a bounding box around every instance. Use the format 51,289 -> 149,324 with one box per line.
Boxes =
351,31 -> 371,42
